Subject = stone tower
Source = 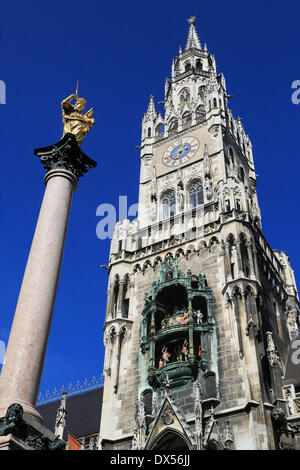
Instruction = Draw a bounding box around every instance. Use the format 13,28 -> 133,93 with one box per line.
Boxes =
99,18 -> 299,450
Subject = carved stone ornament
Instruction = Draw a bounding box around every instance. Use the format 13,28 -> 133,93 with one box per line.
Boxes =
34,133 -> 97,180
271,406 -> 286,426
161,406 -> 174,426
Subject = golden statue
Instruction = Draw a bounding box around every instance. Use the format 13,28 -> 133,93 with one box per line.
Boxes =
61,84 -> 95,146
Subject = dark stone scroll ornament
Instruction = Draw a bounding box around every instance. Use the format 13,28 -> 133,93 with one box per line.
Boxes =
0,403 -> 66,450
34,133 -> 97,180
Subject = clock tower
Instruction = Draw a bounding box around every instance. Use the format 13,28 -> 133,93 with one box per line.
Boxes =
99,17 -> 299,450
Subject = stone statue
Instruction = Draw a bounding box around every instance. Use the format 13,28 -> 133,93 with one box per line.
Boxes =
61,91 -> 95,146
177,185 -> 184,211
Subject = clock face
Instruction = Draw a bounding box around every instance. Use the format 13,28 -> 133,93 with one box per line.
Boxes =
163,137 -> 199,167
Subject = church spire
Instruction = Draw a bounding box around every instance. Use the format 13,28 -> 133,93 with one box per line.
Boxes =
185,16 -> 201,51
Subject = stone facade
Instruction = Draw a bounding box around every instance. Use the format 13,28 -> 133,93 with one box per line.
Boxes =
99,18 -> 299,450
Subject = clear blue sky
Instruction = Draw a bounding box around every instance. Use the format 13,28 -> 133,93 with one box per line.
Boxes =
0,0 -> 299,396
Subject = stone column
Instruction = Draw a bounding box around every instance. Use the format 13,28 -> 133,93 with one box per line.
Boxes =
0,134 -> 96,423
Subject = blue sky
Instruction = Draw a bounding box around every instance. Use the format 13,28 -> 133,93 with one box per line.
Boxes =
0,0 -> 299,396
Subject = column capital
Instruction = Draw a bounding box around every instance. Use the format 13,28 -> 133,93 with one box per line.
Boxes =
34,133 -> 97,182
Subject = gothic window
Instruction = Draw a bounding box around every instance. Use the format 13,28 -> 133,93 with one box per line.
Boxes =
185,61 -> 191,72
198,86 -> 206,101
236,199 -> 241,211
225,199 -> 231,211
168,118 -> 178,132
196,59 -> 202,71
148,128 -> 151,137
189,181 -> 204,209
179,88 -> 190,109
162,190 -> 176,219
213,98 -> 217,108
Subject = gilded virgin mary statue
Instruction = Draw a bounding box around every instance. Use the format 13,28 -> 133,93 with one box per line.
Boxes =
61,91 -> 95,146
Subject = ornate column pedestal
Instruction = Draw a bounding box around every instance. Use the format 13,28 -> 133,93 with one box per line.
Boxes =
0,134 -> 96,425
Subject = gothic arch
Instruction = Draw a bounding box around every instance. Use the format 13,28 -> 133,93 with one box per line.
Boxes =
153,256 -> 163,270
187,178 -> 204,209
227,233 -> 235,244
142,260 -> 152,274
149,428 -> 192,450
198,240 -> 207,251
163,252 -> 174,263
161,189 -> 176,219
133,263 -> 142,273
208,236 -> 219,248
206,439 -> 223,450
175,248 -> 185,258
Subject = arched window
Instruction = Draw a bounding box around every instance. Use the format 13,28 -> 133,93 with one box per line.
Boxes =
189,181 -> 204,209
162,191 -> 176,219
148,127 -> 151,137
213,98 -> 217,108
185,61 -> 191,72
196,59 -> 202,71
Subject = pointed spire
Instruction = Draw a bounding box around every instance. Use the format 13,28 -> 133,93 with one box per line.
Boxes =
185,16 -> 201,51
145,94 -> 157,120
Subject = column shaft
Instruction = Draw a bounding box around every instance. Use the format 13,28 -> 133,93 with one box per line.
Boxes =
0,170 -> 76,421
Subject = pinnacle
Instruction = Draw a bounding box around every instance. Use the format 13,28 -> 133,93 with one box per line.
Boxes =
145,95 -> 157,119
185,16 -> 201,51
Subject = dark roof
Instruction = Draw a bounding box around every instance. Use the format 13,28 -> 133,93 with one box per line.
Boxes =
37,388 -> 103,440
